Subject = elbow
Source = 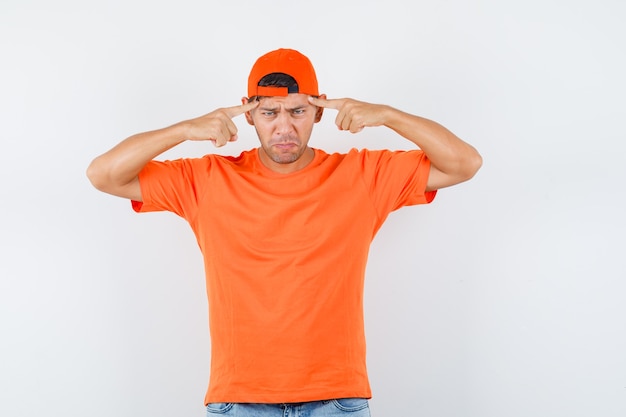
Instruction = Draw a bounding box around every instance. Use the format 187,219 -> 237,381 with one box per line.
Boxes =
464,150 -> 483,180
86,157 -> 108,192
452,149 -> 483,185
86,156 -> 140,200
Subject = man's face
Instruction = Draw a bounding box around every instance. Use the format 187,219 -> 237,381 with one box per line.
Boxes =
244,93 -> 324,173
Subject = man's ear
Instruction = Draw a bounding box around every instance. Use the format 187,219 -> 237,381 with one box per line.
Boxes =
242,97 -> 255,125
314,94 -> 326,123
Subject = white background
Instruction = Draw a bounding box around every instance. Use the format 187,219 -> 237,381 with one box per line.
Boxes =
1,0 -> 625,416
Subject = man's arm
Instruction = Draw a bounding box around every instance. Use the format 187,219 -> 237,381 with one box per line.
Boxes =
308,97 -> 482,191
86,101 -> 258,201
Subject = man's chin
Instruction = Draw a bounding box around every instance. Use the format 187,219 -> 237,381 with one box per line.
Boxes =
270,154 -> 300,164
264,146 -> 302,164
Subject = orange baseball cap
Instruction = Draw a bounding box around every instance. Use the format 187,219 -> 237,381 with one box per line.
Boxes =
247,48 -> 319,97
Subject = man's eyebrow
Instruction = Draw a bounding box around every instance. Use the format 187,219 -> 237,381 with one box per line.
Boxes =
258,105 -> 308,112
286,105 -> 308,111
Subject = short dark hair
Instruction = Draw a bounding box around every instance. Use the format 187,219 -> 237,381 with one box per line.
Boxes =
258,72 -> 297,88
249,72 -> 317,101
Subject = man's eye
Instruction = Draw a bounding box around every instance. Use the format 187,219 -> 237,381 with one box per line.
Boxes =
262,111 -> 275,117
292,109 -> 305,115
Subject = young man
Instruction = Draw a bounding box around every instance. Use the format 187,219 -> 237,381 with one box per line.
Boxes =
87,48 -> 482,416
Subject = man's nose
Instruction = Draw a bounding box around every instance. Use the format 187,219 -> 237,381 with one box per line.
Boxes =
274,112 -> 293,134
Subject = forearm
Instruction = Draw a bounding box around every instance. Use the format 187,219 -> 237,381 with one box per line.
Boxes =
87,122 -> 188,192
383,106 -> 482,181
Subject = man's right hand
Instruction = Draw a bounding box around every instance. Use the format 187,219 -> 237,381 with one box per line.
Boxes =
182,100 -> 259,147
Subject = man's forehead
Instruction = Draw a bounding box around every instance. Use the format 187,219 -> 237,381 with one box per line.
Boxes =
257,93 -> 311,108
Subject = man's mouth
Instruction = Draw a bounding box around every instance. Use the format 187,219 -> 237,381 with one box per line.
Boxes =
272,142 -> 298,150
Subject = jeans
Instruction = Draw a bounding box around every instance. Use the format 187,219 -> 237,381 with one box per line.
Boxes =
206,399 -> 371,417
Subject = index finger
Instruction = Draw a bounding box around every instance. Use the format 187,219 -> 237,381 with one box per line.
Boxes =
308,96 -> 344,110
224,100 -> 259,118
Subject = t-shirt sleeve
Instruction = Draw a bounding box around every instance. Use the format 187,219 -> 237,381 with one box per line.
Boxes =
359,149 -> 437,216
131,157 -> 208,220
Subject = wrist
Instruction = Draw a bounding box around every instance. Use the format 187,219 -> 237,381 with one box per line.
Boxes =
170,120 -> 193,142
381,105 -> 402,128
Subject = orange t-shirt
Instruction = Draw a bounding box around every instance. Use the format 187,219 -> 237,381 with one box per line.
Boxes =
132,147 -> 436,404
